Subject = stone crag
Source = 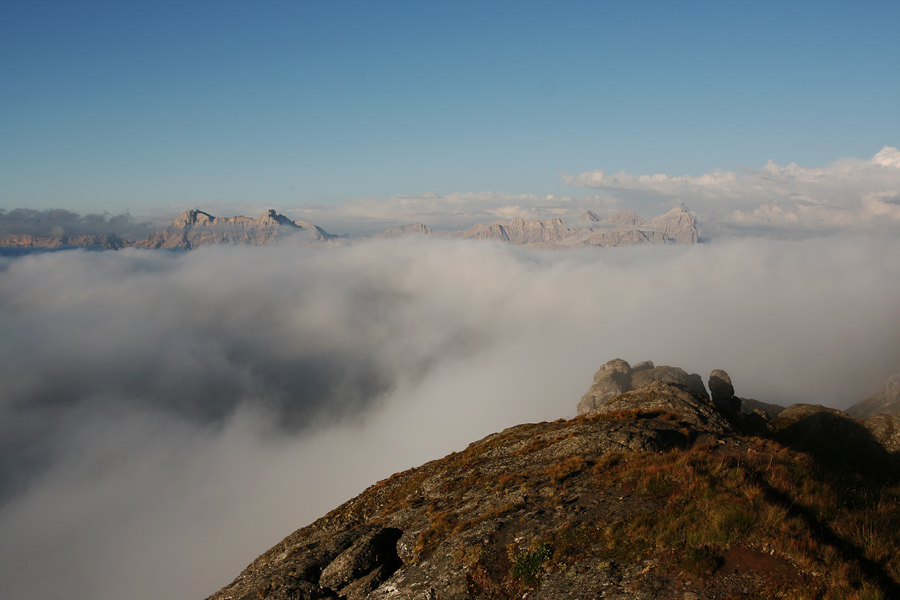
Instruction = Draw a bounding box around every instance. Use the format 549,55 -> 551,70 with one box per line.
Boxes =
847,368 -> 900,418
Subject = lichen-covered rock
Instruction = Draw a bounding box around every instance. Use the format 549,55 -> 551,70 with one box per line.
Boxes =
319,527 -> 402,592
862,412 -> 900,454
595,381 -> 737,436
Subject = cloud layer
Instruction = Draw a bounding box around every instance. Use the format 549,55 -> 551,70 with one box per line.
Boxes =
564,147 -> 900,237
2,235 -> 900,600
0,208 -> 155,239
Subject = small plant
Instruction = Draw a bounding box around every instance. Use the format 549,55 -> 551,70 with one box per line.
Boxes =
547,456 -> 586,483
510,543 -> 552,586
680,545 -> 723,577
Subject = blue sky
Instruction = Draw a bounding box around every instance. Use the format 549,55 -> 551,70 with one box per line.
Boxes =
2,0 -> 898,216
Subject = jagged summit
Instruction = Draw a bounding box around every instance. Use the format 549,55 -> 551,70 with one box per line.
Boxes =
204,359 -> 900,600
140,209 -> 334,250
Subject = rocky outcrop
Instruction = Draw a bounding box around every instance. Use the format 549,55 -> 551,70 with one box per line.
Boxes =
138,209 -> 334,249
862,412 -> 900,454
204,364 -> 900,600
847,368 -> 900,418
594,381 -> 737,437
577,359 -> 708,415
708,369 -> 734,404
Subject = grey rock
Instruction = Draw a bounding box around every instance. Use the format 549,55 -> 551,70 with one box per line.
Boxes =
577,358 -> 632,414
319,527 -> 402,592
595,381 -> 737,436
862,412 -> 900,454
577,359 -> 709,415
846,368 -> 900,418
708,369 -> 734,404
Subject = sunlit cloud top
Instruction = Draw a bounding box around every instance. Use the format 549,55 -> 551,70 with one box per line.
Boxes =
563,147 -> 900,236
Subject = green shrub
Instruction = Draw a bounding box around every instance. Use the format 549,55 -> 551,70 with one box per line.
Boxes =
510,543 -> 553,585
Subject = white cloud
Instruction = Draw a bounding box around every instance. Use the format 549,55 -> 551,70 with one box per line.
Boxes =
2,235 -> 900,600
564,147 -> 900,236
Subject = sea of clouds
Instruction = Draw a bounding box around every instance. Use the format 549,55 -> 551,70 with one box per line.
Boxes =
2,232 -> 900,600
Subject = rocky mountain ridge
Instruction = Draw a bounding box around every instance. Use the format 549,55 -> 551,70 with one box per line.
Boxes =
385,208 -> 699,248
138,209 -> 334,249
847,367 -> 900,418
204,360 -> 900,600
0,207 -> 699,251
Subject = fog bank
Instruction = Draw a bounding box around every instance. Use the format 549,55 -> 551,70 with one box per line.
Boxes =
1,235 -> 899,600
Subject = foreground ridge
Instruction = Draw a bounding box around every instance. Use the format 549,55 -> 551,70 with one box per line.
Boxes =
206,371 -> 900,600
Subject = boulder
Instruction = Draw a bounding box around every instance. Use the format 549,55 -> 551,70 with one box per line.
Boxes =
708,370 -> 734,403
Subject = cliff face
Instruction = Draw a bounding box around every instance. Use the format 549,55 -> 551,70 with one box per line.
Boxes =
204,368 -> 900,600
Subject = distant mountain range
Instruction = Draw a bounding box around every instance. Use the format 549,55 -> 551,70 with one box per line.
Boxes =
0,207 -> 699,251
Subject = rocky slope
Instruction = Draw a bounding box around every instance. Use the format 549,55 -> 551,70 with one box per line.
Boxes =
205,362 -> 900,600
847,368 -> 900,418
